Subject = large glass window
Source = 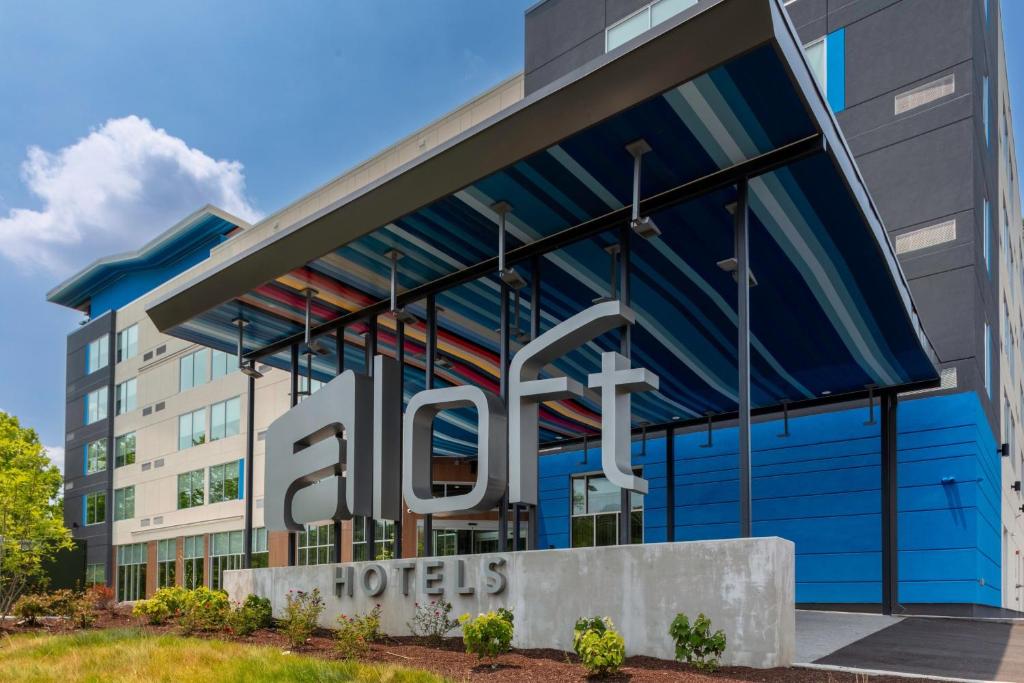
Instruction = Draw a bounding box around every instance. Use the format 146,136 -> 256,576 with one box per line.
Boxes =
211,349 -> 237,381
210,530 -> 244,591
157,538 -> 176,588
570,471 -> 644,548
114,485 -> 135,521
352,518 -> 395,561
983,75 -> 990,147
208,460 -> 241,504
984,198 -> 992,274
178,409 -> 206,450
116,543 -> 147,602
115,432 -> 136,468
84,491 -> 106,526
183,535 -> 204,589
84,387 -> 108,425
604,0 -> 695,51
179,349 -> 209,392
116,324 -> 138,362
298,523 -> 336,565
210,397 -> 241,441
985,322 -> 993,399
85,563 -> 106,587
115,378 -> 137,415
177,469 -> 204,509
85,439 -> 107,474
86,336 -> 109,374
251,527 -> 269,569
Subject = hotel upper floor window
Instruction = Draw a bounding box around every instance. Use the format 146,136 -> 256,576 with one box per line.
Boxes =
116,324 -> 138,363
984,198 -> 992,274
605,0 -> 696,52
84,491 -> 106,526
183,535 -> 204,589
211,349 -> 238,381
115,432 -> 136,468
177,468 -> 205,509
570,471 -> 644,548
178,408 -> 206,450
208,460 -> 241,503
86,335 -> 108,374
115,378 -> 137,415
157,538 -> 176,588
114,485 -> 135,521
804,37 -> 826,90
180,349 -> 209,392
210,397 -> 241,441
983,75 -> 991,147
84,387 -> 108,425
85,438 -> 106,474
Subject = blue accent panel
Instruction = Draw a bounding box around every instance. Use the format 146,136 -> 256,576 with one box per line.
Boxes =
826,28 -> 845,113
238,459 -> 245,500
536,392 -> 1001,606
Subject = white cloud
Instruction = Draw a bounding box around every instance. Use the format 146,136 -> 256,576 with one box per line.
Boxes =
44,445 -> 65,475
0,115 -> 262,273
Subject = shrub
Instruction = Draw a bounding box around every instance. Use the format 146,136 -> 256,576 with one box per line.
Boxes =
150,586 -> 193,616
280,588 -> 324,648
334,606 -> 382,660
573,616 -> 625,677
459,610 -> 514,661
65,592 -> 96,628
86,584 -> 115,613
46,589 -> 76,617
133,599 -> 172,625
225,602 -> 263,636
13,593 -> 50,625
243,594 -> 273,628
669,612 -> 726,673
178,587 -> 230,634
407,599 -> 458,644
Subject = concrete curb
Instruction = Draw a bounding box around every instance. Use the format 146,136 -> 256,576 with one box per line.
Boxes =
794,662 -> 1014,683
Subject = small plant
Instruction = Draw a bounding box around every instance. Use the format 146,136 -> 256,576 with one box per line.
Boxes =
459,610 -> 514,662
86,584 -> 115,613
573,616 -> 625,677
178,587 -> 230,633
242,594 -> 273,628
150,586 -> 193,616
225,601 -> 263,636
66,591 -> 96,628
133,598 -> 172,625
13,593 -> 51,625
407,599 -> 458,644
669,612 -> 726,673
280,588 -> 325,648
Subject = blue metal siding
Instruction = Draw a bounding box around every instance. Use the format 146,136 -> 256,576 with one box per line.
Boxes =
537,392 -> 1000,606
826,28 -> 845,113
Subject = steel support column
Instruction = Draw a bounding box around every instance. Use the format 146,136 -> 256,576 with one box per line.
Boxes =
736,179 -> 752,538
618,226 -> 632,545
881,390 -> 899,615
243,372 -> 255,568
363,317 -> 377,559
333,330 -> 345,563
527,255 -> 541,551
288,343 -> 299,566
394,319 -> 405,559
422,295 -> 437,555
498,281 -> 510,552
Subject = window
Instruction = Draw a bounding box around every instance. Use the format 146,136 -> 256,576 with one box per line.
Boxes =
570,471 -> 644,548
116,543 -> 147,602
210,530 -> 244,591
804,37 -> 826,90
177,469 -> 204,509
210,397 -> 241,441
85,439 -> 107,474
179,349 -> 209,392
116,325 -> 138,362
85,563 -> 105,587
984,198 -> 992,273
86,336 -> 109,374
298,523 -> 336,565
985,322 -> 993,399
605,0 -> 696,51
84,387 -> 108,425
983,75 -> 990,147
115,378 -> 137,415
352,518 -> 396,561
251,527 -> 269,569
115,432 -> 136,468
178,409 -> 206,450
114,486 -> 135,521
183,535 -> 204,589
211,349 -> 237,380
209,460 -> 241,504
84,491 -> 106,526
157,539 -> 176,588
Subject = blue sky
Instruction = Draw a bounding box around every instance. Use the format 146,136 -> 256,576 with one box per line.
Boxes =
0,1 -> 1022,471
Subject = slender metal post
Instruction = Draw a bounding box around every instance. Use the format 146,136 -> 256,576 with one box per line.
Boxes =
333,329 -> 344,563
881,390 -> 899,615
394,319 -> 405,558
527,255 -> 541,551
665,426 -> 675,542
288,343 -> 299,566
618,225 -> 632,545
423,295 -> 437,556
498,281 -> 510,552
363,318 -> 377,559
243,373 -> 255,568
736,179 -> 752,539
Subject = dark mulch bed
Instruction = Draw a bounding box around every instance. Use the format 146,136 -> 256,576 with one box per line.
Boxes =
1,609 -> 930,682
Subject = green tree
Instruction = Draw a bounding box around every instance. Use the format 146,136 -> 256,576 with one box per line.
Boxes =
0,412 -> 71,618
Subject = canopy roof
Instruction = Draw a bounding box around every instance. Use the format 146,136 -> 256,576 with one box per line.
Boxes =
147,0 -> 939,455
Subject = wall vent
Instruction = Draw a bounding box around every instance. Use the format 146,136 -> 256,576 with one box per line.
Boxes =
156,345 -> 166,355
65,481 -> 74,490
154,458 -> 165,468
140,518 -> 150,527
895,73 -> 955,115
155,402 -> 165,412
142,406 -> 152,416
153,516 -> 163,525
895,219 -> 956,254
143,351 -> 153,362
256,498 -> 264,509
141,462 -> 151,471
257,431 -> 267,441
66,431 -> 74,442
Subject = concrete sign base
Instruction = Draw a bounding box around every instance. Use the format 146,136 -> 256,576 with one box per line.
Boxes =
224,537 -> 794,668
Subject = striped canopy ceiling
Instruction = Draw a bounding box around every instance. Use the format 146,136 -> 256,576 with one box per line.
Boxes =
166,43 -> 938,456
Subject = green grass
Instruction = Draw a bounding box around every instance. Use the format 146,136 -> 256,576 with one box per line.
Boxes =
0,628 -> 448,683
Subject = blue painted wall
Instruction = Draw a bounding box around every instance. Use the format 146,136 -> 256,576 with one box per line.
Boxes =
537,391 -> 1001,606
